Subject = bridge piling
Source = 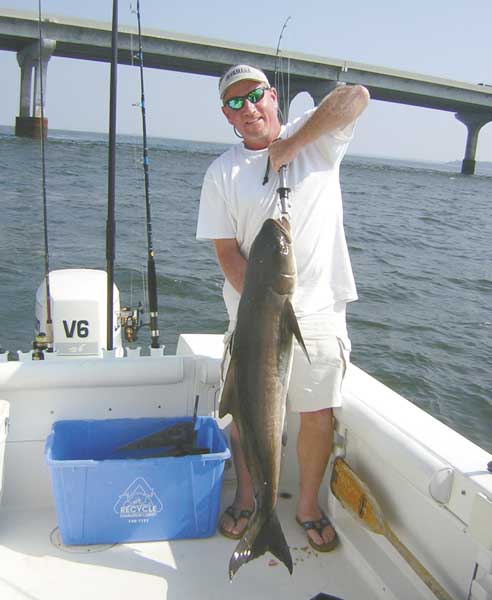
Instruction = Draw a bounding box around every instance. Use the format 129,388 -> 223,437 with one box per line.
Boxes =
308,80 -> 344,107
455,112 -> 491,175
279,79 -> 341,119
3,10 -> 492,162
15,39 -> 56,138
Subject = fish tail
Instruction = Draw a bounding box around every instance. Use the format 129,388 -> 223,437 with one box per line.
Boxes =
228,511 -> 293,579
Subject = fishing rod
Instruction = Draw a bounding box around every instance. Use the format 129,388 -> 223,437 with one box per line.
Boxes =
106,0 -> 118,351
133,0 -> 160,349
274,17 -> 292,221
277,165 -> 291,221
263,16 -> 292,192
34,0 -> 53,357
274,16 -> 291,125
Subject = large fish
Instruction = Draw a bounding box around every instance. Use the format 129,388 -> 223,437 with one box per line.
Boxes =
219,217 -> 309,579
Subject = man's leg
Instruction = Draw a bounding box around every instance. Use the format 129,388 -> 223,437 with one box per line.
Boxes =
219,420 -> 255,537
296,408 -> 336,546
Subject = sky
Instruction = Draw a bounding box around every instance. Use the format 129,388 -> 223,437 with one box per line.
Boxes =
1,0 -> 492,162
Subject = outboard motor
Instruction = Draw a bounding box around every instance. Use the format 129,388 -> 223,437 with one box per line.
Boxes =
35,269 -> 123,357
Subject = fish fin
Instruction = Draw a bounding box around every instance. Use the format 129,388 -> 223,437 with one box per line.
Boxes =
219,358 -> 237,419
285,300 -> 311,364
228,511 -> 293,579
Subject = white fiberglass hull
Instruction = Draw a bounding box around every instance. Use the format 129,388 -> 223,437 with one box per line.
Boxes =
0,334 -> 490,600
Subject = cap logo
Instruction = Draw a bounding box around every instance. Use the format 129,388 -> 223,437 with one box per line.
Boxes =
219,64 -> 270,99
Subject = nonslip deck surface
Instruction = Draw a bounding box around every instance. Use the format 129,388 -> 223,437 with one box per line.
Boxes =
0,482 -> 381,600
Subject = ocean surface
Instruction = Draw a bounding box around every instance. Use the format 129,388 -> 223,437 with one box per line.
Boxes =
0,126 -> 491,453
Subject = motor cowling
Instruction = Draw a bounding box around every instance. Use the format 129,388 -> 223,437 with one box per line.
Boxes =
35,269 -> 122,357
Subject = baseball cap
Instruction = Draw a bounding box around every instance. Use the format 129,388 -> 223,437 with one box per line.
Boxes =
219,64 -> 270,99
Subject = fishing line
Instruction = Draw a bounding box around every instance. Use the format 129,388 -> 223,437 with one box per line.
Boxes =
131,0 -> 160,349
106,0 -> 118,351
36,0 -> 53,352
263,16 -> 291,187
274,16 -> 291,125
275,18 -> 293,220
141,267 -> 148,313
263,16 -> 292,221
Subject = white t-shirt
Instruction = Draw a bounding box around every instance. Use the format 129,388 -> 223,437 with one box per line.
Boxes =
196,108 -> 358,322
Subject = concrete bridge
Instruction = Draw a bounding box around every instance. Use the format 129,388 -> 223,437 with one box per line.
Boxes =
1,8 -> 492,174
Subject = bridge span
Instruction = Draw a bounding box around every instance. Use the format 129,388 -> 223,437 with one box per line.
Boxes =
1,8 -> 492,174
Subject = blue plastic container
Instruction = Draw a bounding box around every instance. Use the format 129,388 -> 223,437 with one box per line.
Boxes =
45,416 -> 230,545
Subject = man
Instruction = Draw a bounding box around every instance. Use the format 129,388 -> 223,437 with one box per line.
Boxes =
196,64 -> 369,551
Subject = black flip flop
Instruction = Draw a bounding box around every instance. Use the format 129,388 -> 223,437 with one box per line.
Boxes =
296,510 -> 339,552
218,505 -> 254,540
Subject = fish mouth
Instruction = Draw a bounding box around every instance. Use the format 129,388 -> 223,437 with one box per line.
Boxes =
273,218 -> 292,242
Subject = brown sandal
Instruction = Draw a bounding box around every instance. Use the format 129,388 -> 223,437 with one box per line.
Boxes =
296,510 -> 339,552
218,505 -> 254,540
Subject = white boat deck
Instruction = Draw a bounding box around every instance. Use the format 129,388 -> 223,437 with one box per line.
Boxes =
0,336 -> 491,600
0,481 -> 383,600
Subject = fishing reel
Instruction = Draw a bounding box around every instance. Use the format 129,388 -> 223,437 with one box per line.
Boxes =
32,332 -> 48,360
118,303 -> 144,343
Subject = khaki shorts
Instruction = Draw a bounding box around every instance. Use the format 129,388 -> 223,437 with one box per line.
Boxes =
222,304 -> 351,414
288,314 -> 351,412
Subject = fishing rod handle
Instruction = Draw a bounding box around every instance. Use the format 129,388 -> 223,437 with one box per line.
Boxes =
277,164 -> 291,218
279,164 -> 288,189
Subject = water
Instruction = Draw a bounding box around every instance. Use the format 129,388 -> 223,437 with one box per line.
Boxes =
0,126 -> 491,453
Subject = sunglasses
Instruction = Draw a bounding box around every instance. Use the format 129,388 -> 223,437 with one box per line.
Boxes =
224,86 -> 270,111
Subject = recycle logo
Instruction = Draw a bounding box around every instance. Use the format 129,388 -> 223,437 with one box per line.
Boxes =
114,477 -> 163,519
